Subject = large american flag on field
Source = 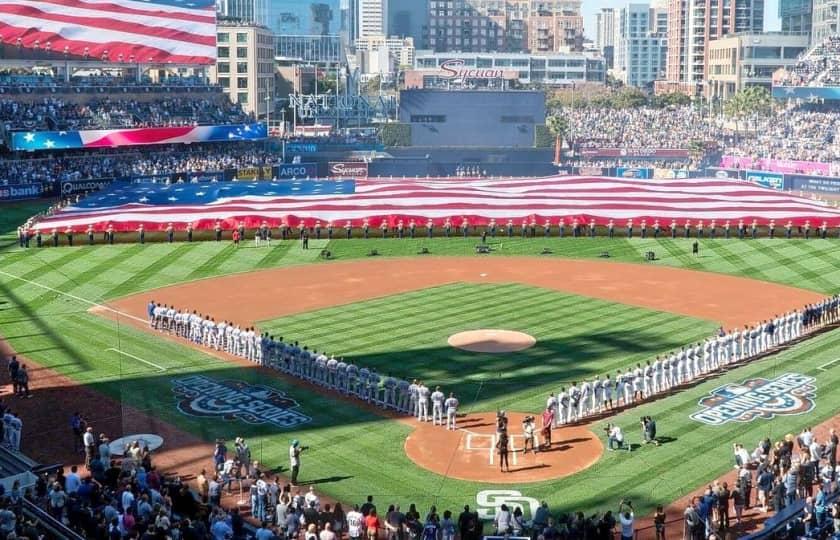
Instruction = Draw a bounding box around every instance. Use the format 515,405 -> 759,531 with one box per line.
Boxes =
0,0 -> 216,64
30,176 -> 840,232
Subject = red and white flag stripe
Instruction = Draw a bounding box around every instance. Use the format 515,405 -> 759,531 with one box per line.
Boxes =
31,176 -> 840,232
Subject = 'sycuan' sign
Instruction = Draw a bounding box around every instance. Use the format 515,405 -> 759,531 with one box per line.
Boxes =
329,161 -> 369,177
440,59 -> 514,80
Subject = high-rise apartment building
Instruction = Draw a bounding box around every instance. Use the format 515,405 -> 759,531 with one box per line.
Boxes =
426,0 -> 583,53
389,0 -> 430,48
778,0 -> 812,37
216,0 -> 268,26
663,0 -> 764,90
357,0 -> 389,38
614,3 -> 668,87
596,8 -> 616,68
811,0 -> 838,44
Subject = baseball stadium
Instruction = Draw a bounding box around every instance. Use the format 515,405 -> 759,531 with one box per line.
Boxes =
2,3 -> 840,539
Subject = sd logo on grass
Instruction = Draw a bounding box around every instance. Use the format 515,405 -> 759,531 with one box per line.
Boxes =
691,373 -> 816,426
172,375 -> 311,428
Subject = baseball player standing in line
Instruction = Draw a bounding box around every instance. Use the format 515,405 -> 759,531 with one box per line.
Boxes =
603,374 -> 613,410
557,388 -> 569,425
383,374 -> 397,409
431,386 -> 445,425
397,379 -> 410,413
445,393 -> 458,430
417,382 -> 431,422
409,380 -> 420,417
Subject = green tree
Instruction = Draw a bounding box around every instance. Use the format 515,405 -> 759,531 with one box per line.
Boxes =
546,113 -> 570,164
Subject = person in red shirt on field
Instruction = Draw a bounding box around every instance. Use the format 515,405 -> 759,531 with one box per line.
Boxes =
232,229 -> 240,247
541,406 -> 555,450
365,508 -> 381,540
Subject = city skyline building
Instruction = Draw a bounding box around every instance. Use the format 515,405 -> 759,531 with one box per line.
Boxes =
614,3 -> 668,87
663,0 -> 765,91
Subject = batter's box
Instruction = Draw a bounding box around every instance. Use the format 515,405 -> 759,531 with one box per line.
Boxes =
464,432 -> 538,466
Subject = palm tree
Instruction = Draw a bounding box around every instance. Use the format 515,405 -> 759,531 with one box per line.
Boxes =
546,113 -> 570,165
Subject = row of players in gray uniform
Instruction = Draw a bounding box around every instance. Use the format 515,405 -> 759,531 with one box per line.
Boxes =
148,301 -> 461,428
548,304 -> 829,426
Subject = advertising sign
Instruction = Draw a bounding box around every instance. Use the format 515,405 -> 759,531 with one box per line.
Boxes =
236,166 -> 274,180
275,163 -> 318,179
329,161 -> 369,177
720,155 -> 830,176
579,148 -> 690,159
59,179 -> 113,195
787,175 -> 840,195
745,170 -> 785,190
653,168 -> 690,179
615,167 -> 652,179
0,183 -> 43,201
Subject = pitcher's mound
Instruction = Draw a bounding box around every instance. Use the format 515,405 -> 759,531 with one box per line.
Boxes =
448,329 -> 536,353
404,412 -> 602,484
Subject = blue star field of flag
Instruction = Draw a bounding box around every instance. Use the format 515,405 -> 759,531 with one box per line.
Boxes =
68,180 -> 357,211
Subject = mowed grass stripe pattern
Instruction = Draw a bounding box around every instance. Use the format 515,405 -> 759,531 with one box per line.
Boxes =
260,283 -> 719,412
2,237 -> 840,300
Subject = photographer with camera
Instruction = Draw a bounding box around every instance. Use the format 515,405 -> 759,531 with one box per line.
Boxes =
618,500 -> 634,540
290,439 -> 309,485
522,415 -> 537,454
606,423 -> 624,451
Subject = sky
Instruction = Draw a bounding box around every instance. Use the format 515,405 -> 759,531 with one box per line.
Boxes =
581,0 -> 781,39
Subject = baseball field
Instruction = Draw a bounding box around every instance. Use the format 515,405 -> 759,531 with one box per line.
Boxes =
2,200 -> 840,528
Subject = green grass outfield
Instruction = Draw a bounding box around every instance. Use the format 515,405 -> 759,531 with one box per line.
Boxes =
1,202 -> 840,519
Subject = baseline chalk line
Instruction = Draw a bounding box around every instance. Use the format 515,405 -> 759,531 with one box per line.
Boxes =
817,358 -> 840,372
0,270 -> 146,324
105,348 -> 167,372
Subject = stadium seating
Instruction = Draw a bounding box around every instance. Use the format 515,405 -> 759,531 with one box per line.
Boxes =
776,36 -> 840,88
0,95 -> 251,132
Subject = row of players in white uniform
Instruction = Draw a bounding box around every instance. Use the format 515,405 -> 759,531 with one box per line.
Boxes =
549,297 -> 839,425
147,301 -> 461,428
148,296 -> 839,427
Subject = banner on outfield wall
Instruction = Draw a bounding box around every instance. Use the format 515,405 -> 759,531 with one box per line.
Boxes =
117,172 -> 226,184
787,174 -> 840,195
706,168 -> 743,180
720,155 -> 831,176
236,166 -> 274,180
653,168 -> 690,179
329,161 -> 369,177
746,170 -> 785,190
579,148 -> 690,159
59,178 -> 113,195
274,163 -> 318,179
0,183 -> 43,201
615,167 -> 652,179
285,142 -> 319,154
577,166 -> 605,176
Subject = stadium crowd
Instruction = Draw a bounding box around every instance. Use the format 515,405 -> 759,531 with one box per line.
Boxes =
775,36 -> 840,87
567,106 -> 729,150
722,106 -> 840,169
683,426 -> 840,540
0,96 -> 250,131
0,143 -> 277,185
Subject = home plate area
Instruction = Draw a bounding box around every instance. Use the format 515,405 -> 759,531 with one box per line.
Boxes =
403,411 -> 604,484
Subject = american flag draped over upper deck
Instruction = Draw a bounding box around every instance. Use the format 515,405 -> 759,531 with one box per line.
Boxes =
30,176 -> 840,232
0,0 -> 216,64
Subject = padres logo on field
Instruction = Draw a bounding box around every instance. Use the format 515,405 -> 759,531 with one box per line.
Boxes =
691,373 -> 816,426
476,490 -> 539,521
172,375 -> 311,428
